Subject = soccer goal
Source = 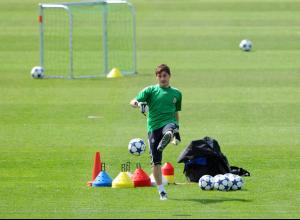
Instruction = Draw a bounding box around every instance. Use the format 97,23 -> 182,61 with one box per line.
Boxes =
39,0 -> 136,79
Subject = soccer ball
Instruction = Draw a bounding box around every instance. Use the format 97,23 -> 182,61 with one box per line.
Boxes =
31,66 -> 44,79
224,173 -> 236,190
213,174 -> 223,182
199,175 -> 214,190
213,175 -> 231,191
231,175 -> 244,190
239,39 -> 252,52
128,138 -> 146,156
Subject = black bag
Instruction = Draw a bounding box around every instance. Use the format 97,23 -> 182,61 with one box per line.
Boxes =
177,137 -> 250,182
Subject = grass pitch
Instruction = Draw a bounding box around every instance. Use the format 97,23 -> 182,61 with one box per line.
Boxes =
0,0 -> 300,218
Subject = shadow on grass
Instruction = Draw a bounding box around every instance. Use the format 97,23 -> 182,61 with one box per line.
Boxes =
170,197 -> 252,205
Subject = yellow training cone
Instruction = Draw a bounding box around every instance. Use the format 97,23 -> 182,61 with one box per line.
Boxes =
106,68 -> 123,78
164,175 -> 175,184
112,172 -> 134,188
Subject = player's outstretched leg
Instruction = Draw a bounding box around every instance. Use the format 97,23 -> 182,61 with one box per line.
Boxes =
157,130 -> 173,152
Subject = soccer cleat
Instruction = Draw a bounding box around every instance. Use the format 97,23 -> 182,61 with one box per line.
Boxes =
171,130 -> 181,145
159,191 -> 168,201
157,131 -> 173,152
171,136 -> 180,145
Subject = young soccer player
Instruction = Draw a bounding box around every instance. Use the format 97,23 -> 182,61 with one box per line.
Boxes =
130,64 -> 182,200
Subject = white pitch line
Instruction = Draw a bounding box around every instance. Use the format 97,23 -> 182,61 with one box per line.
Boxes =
87,116 -> 103,119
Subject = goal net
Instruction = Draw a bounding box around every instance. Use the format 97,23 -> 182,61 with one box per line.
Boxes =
39,0 -> 136,78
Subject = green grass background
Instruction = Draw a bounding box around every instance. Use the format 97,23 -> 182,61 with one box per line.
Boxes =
0,0 -> 300,218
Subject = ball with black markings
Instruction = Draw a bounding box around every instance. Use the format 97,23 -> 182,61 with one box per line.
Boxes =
199,175 -> 214,190
128,138 -> 146,156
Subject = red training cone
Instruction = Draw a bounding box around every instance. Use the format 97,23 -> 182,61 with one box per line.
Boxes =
87,152 -> 102,187
162,162 -> 175,184
162,162 -> 174,176
131,163 -> 151,187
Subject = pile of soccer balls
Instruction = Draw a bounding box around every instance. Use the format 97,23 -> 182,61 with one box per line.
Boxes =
199,173 -> 244,191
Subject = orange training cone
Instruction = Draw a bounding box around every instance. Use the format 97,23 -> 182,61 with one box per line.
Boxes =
87,152 -> 102,187
162,162 -> 175,184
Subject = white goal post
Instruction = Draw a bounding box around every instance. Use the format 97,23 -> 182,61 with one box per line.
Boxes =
39,0 -> 137,79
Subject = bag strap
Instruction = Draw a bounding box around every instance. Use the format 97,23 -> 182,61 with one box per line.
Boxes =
230,166 -> 250,176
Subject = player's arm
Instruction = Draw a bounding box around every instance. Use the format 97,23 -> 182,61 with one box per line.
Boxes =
175,91 -> 182,123
175,112 -> 179,123
130,86 -> 151,110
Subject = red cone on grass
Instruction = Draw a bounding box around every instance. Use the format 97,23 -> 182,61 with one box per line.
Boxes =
131,163 -> 151,187
162,162 -> 175,184
87,152 -> 102,187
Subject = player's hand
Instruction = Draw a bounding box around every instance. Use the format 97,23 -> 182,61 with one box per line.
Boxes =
130,100 -> 139,108
138,102 -> 148,115
134,101 -> 139,107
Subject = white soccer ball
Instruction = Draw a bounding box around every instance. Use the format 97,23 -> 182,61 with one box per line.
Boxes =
128,138 -> 146,156
199,175 -> 214,190
213,174 -> 223,182
31,66 -> 44,79
213,174 -> 231,191
231,175 -> 244,190
224,173 -> 235,190
239,39 -> 252,52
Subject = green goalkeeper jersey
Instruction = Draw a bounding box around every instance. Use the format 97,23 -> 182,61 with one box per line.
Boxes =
135,84 -> 182,133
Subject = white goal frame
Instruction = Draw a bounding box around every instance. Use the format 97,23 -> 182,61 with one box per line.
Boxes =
39,0 -> 137,79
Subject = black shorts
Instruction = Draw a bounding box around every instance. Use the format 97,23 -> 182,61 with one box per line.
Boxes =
148,123 -> 179,166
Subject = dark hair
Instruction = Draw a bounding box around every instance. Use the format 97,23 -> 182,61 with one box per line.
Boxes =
155,64 -> 171,76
